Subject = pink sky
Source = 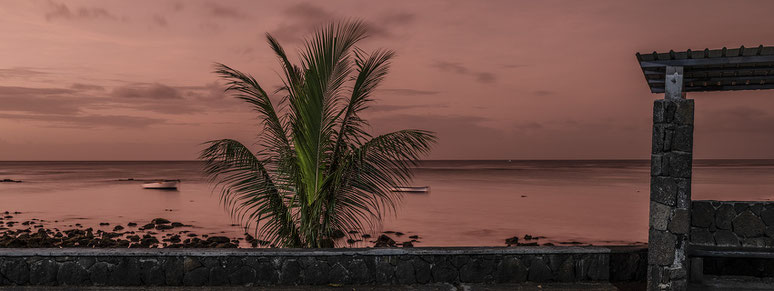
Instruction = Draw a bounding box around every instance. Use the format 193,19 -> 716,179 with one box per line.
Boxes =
1,0 -> 774,160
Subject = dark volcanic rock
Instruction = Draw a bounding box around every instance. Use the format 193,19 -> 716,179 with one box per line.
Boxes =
183,267 -> 209,286
691,201 -> 714,228
29,259 -> 58,285
319,238 -> 334,248
330,229 -> 346,239
527,258 -> 553,282
140,237 -> 159,247
761,208 -> 774,226
58,261 -> 89,285
395,260 -> 415,284
152,218 -> 171,224
650,230 -> 678,265
279,260 -> 301,285
714,230 -> 740,247
505,236 -> 519,246
733,210 -> 766,238
206,236 -> 231,244
715,204 -> 736,230
373,234 -> 396,247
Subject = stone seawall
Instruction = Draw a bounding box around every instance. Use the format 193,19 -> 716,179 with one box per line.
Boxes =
691,200 -> 774,247
0,247 -> 646,286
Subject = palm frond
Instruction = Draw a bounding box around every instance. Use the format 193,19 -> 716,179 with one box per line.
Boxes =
205,20 -> 436,248
212,63 -> 292,158
291,20 -> 368,206
322,129 -> 436,243
199,139 -> 303,247
330,48 -> 396,172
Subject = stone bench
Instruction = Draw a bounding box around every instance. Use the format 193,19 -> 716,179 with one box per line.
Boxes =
689,245 -> 774,286
688,200 -> 774,288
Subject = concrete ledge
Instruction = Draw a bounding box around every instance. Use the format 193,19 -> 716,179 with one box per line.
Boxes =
0,246 -> 647,286
0,246 -> 643,257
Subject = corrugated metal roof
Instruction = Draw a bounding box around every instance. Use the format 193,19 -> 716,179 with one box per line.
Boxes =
636,45 -> 774,93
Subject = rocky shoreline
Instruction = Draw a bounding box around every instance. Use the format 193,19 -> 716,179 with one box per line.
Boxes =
0,210 -> 640,248
0,211 -> 427,249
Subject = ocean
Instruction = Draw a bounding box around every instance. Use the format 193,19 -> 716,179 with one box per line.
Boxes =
1,160 -> 773,247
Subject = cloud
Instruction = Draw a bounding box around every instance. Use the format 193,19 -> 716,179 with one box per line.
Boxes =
0,113 -> 162,129
533,90 -> 554,96
203,2 -> 248,19
0,80 -> 237,129
108,82 -> 235,114
379,12 -> 415,26
369,103 -> 448,112
476,72 -> 495,83
368,114 -> 509,158
152,15 -> 168,27
378,88 -> 440,96
364,12 -> 416,38
112,83 -> 183,100
0,86 -> 82,114
0,86 -> 163,128
270,3 -> 415,44
172,2 -> 185,12
44,1 -> 116,21
70,83 -> 104,91
0,67 -> 49,79
432,61 -> 496,83
269,3 -> 334,44
180,82 -> 227,100
502,64 -> 525,69
700,106 -> 774,133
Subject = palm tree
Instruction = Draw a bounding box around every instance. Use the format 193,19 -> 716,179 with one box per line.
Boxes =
200,20 -> 436,248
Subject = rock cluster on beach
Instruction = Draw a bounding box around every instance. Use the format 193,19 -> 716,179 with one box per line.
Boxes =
0,211 -> 421,249
504,234 -> 597,247
0,215 -> 240,248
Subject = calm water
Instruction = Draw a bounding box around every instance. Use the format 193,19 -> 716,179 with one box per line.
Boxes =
1,160 -> 773,247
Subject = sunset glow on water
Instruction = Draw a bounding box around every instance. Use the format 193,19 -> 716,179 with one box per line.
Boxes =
2,160 -> 773,247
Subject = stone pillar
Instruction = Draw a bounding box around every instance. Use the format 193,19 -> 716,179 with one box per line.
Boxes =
647,99 -> 694,291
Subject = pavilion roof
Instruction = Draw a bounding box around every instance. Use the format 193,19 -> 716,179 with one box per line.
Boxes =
636,45 -> 774,93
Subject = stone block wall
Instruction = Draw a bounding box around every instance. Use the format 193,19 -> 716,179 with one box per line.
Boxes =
648,98 -> 694,291
0,247 -> 646,287
690,200 -> 774,248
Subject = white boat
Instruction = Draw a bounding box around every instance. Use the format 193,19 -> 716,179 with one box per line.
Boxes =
389,186 -> 430,193
142,180 -> 180,190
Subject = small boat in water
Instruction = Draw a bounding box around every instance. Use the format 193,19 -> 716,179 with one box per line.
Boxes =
389,186 -> 430,193
142,180 -> 180,190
